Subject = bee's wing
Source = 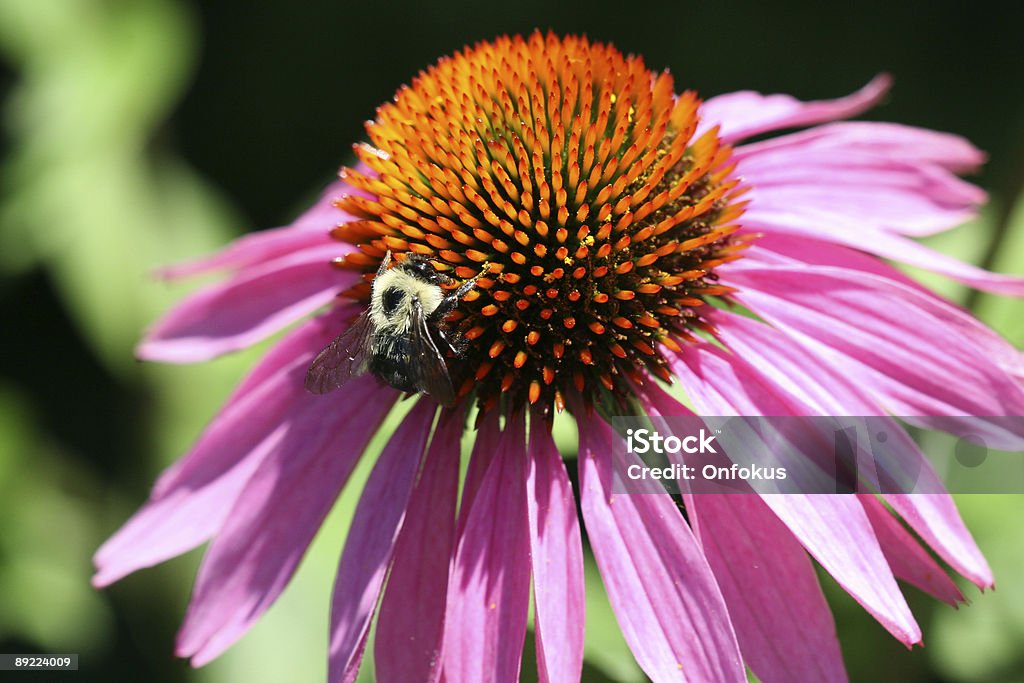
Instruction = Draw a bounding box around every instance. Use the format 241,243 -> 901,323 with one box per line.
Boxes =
410,299 -> 456,407
304,311 -> 374,394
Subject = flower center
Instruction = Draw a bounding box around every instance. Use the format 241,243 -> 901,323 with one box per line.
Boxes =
331,32 -> 747,412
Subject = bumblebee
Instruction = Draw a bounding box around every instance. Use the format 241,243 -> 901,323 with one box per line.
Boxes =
305,251 -> 481,406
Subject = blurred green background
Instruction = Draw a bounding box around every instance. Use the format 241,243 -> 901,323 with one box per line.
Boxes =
0,0 -> 1022,681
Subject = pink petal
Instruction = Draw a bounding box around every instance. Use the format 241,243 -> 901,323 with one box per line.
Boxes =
727,120 -> 999,290
859,495 -> 965,605
291,178 -> 375,229
159,180 -> 351,279
709,309 -> 870,414
670,336 -> 811,417
739,233 -> 923,286
526,411 -> 585,683
672,344 -> 921,646
578,413 -> 746,683
374,410 -> 464,683
443,411 -> 531,683
702,311 -> 994,590
158,227 -> 337,279
138,244 -> 354,363
737,235 -> 1024,380
457,408 -> 502,536
763,495 -> 920,646
328,400 -> 437,683
92,313 -> 347,587
708,310 -> 919,491
724,264 -> 1024,447
686,493 -> 848,683
174,376 -> 395,665
148,306 -> 357,500
734,121 -> 986,174
698,75 -> 890,144
636,379 -> 847,683
739,209 -> 1024,296
739,148 -> 983,238
883,494 -> 993,590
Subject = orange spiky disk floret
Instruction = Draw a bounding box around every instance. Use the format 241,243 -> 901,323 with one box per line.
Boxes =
331,32 -> 746,412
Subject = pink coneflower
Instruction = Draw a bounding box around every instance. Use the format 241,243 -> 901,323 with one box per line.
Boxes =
94,32 -> 1023,682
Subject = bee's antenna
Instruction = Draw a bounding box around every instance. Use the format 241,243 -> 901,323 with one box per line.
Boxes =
376,250 -> 393,276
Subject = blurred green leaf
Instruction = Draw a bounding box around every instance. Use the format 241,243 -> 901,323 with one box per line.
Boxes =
0,385 -> 113,652
0,0 -> 239,371
929,496 -> 1024,682
552,409 -> 580,456
923,192 -> 1024,681
582,553 -> 644,682
974,195 -> 1024,345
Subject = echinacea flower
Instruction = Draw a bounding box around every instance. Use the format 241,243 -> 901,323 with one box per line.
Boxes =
94,32 -> 1024,683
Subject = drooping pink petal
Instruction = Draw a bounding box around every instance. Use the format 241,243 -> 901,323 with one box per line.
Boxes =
671,343 -> 921,646
724,264 -> 1024,447
739,233 -> 924,285
705,310 -> 994,591
733,237 -> 1024,382
738,147 -> 983,238
174,376 -> 395,665
698,75 -> 890,144
526,410 -> 585,683
158,180 -> 351,279
94,424 -> 277,588
456,408 -> 502,536
859,494 -> 965,605
92,313 -> 348,587
733,121 -> 986,174
883,494 -> 994,590
157,227 -> 337,280
138,244 -> 355,363
291,176 -> 377,228
635,379 -> 848,683
374,409 -> 464,683
443,411 -> 531,683
669,335 -> 809,417
762,495 -> 921,646
687,493 -> 848,683
578,413 -> 746,683
328,400 -> 437,683
737,235 -> 1024,381
148,305 -> 356,499
739,209 -> 1024,296
709,310 -> 912,492
727,120 -> 998,288
708,309 -> 872,415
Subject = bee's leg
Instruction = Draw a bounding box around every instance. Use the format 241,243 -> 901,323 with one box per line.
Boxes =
448,331 -> 468,355
430,269 -> 485,322
435,327 -> 462,355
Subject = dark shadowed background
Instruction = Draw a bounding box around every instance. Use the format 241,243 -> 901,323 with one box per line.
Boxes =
1,0 -> 1022,681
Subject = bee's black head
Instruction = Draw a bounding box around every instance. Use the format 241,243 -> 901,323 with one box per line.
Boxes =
398,254 -> 446,285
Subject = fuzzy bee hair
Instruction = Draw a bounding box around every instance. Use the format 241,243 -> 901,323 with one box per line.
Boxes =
369,265 -> 445,333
